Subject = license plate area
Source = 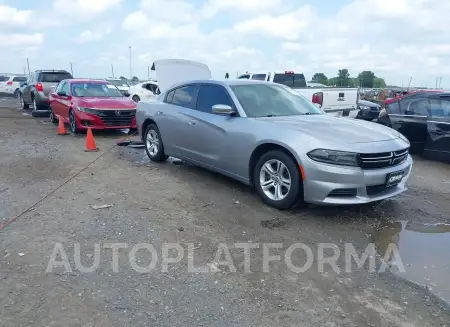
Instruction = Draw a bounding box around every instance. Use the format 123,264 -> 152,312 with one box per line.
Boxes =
386,170 -> 404,187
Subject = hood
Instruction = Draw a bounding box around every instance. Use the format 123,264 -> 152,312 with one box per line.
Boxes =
358,99 -> 380,108
256,114 -> 401,144
77,97 -> 137,109
151,59 -> 212,92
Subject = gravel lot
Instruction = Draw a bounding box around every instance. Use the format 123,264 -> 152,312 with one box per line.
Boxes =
1,97 -> 449,326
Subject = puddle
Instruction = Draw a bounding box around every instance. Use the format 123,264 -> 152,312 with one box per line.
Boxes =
374,221 -> 450,304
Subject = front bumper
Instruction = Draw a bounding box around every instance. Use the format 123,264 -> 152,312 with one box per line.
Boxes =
74,111 -> 137,130
303,155 -> 413,205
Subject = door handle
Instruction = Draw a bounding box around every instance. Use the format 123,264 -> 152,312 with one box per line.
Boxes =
433,130 -> 445,135
156,111 -> 163,115
188,120 -> 196,125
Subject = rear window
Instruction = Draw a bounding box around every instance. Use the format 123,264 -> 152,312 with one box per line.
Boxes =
251,74 -> 267,81
12,76 -> 27,82
39,72 -> 72,83
273,73 -> 307,88
0,75 -> 10,82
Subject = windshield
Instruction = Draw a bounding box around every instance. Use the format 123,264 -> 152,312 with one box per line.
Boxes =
71,82 -> 124,97
39,73 -> 72,83
230,83 -> 323,117
273,73 -> 307,88
106,79 -> 129,87
13,76 -> 27,82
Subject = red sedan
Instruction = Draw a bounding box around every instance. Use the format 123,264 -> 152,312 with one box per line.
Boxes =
49,79 -> 137,133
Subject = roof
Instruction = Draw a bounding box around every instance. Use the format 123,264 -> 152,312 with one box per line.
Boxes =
67,79 -> 110,83
166,79 -> 273,89
385,90 -> 444,104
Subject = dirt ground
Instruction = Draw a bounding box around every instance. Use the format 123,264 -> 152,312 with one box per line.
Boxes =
1,98 -> 449,327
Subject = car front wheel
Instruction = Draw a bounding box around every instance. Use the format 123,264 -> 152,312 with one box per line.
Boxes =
69,110 -> 79,134
254,150 -> 303,210
144,124 -> 168,162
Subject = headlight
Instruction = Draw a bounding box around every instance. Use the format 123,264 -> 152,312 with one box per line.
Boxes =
358,105 -> 370,110
76,106 -> 99,115
307,149 -> 359,167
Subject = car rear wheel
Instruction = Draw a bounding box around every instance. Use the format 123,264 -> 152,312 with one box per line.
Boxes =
49,108 -> 58,124
69,110 -> 79,134
132,95 -> 140,103
20,94 -> 29,109
33,97 -> 38,110
13,89 -> 19,98
144,124 -> 168,162
254,150 -> 303,210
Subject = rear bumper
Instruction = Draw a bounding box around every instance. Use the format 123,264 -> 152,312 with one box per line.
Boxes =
75,111 -> 137,130
34,93 -> 50,108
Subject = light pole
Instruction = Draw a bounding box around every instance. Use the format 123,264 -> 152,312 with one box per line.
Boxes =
129,46 -> 132,80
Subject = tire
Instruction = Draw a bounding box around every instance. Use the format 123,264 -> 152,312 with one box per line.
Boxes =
20,93 -> 29,109
253,150 -> 303,210
49,107 -> 58,124
144,124 -> 168,162
32,96 -> 38,110
13,89 -> 19,98
69,110 -> 79,134
132,95 -> 140,103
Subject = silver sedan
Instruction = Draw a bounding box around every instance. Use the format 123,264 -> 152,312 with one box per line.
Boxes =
136,80 -> 412,209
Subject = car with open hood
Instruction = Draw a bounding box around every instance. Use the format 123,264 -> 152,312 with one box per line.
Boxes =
49,79 -> 137,133
136,59 -> 413,209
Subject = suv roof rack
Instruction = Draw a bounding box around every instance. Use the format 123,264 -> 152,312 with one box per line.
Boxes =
34,69 -> 70,73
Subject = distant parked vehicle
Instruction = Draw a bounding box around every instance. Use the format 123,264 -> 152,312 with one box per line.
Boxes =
49,79 -> 137,133
19,70 -> 73,117
385,91 -> 450,162
128,80 -> 160,102
355,99 -> 381,121
103,78 -> 130,95
0,74 -> 27,97
137,59 -> 412,209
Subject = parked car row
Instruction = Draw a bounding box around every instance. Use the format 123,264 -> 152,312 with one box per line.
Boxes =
0,74 -> 28,97
136,59 -> 414,210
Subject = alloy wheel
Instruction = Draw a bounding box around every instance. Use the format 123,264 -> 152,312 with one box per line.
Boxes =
146,129 -> 160,156
70,112 -> 76,133
259,159 -> 292,201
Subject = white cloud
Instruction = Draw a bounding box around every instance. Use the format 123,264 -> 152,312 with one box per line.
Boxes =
201,0 -> 284,18
52,0 -> 121,16
75,24 -> 112,43
0,33 -> 44,47
0,5 -> 32,26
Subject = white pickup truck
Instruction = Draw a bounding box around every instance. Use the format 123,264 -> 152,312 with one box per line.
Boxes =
237,71 -> 359,115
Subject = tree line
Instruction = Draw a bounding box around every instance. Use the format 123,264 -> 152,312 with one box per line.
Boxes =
311,70 -> 386,88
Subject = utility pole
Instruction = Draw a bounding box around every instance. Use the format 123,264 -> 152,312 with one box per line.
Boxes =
111,64 -> 115,78
129,46 -> 132,80
69,61 -> 73,76
23,67 -> 26,75
26,58 -> 30,75
147,65 -> 150,80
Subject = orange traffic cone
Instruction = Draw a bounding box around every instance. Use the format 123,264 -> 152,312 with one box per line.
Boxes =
57,115 -> 69,135
84,127 -> 99,152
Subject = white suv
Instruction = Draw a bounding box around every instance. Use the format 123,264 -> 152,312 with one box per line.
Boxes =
0,74 -> 28,97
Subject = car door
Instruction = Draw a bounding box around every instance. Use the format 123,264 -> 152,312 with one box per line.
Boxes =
50,81 -> 64,116
425,96 -> 450,161
59,81 -> 72,120
392,95 -> 429,153
180,83 -> 237,171
155,84 -> 199,158
23,74 -> 34,102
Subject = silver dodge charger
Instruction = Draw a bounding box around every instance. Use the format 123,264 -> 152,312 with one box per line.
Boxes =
136,60 -> 412,209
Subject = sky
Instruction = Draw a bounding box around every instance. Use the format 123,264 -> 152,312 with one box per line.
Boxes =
0,0 -> 449,88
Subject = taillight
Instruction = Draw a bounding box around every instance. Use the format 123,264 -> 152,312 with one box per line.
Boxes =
312,92 -> 323,106
36,83 -> 44,92
7,81 -> 12,85
285,71 -> 294,74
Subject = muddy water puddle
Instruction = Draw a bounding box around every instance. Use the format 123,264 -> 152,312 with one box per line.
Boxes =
374,221 -> 450,304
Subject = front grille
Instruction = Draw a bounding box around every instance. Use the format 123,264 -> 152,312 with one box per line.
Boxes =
328,188 -> 357,197
98,109 -> 136,126
366,184 -> 397,196
359,148 -> 408,169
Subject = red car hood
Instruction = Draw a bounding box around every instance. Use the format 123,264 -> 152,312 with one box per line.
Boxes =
76,97 -> 137,109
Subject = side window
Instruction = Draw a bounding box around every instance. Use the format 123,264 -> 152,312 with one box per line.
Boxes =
171,85 -> 197,108
196,84 -> 234,113
405,98 -> 429,116
238,74 -> 250,79
429,98 -> 450,117
141,83 -> 148,90
386,101 -> 400,114
61,82 -> 70,95
165,89 -> 175,103
55,81 -> 64,93
251,74 -> 266,81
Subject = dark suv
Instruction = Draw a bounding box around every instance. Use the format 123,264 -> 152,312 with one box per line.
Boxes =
19,70 -> 73,117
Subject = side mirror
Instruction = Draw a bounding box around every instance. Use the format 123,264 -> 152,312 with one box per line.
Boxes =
212,104 -> 234,115
21,82 -> 27,87
57,91 -> 67,97
49,86 -> 56,93
123,92 -> 130,97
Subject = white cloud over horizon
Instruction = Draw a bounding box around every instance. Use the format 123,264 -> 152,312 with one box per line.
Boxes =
0,0 -> 449,88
